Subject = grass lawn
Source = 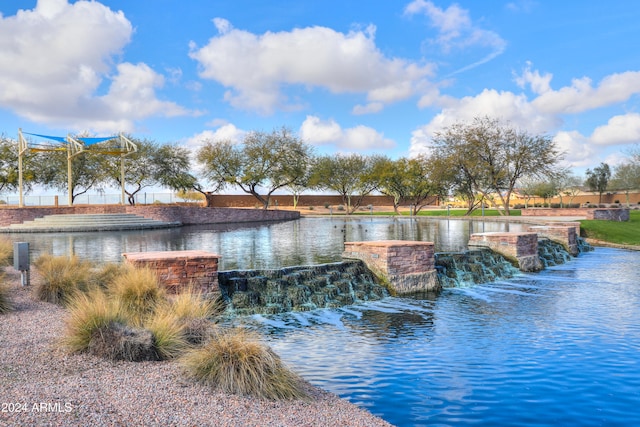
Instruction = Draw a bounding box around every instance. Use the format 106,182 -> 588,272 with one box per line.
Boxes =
354,209 -> 522,217
580,210 -> 640,246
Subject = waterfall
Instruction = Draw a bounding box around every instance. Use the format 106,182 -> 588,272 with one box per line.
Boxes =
217,261 -> 388,315
537,239 -> 572,267
577,236 -> 594,253
435,249 -> 520,288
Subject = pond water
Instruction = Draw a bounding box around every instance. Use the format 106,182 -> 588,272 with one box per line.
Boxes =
11,217 -> 522,269
10,217 -> 640,426
252,247 -> 640,426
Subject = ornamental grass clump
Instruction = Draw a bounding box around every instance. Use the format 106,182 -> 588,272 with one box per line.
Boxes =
0,238 -> 12,266
144,310 -> 189,360
180,327 -> 308,400
155,287 -> 222,344
0,282 -> 12,314
90,262 -> 130,289
63,287 -> 124,354
34,254 -> 93,305
108,266 -> 166,326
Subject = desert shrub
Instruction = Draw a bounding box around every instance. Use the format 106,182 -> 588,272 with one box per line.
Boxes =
145,311 -> 188,360
89,321 -> 159,362
108,267 -> 165,326
0,239 -> 12,266
308,206 -> 314,210
0,282 -> 12,314
63,288 -> 124,354
90,262 -> 130,289
180,327 -> 308,400
34,254 -> 93,305
324,202 -> 330,209
155,288 -> 221,344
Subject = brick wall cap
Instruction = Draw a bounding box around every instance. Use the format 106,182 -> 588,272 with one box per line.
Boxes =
344,240 -> 434,247
470,232 -> 538,237
122,250 -> 220,261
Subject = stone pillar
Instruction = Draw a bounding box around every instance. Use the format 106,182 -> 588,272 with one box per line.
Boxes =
342,240 -> 439,294
468,232 -> 542,272
526,225 -> 578,256
122,250 -> 220,296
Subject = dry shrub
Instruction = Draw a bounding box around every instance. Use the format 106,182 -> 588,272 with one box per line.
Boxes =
89,321 -> 159,362
156,287 -> 222,344
34,254 -> 93,305
90,262 -> 130,289
0,239 -> 12,266
63,288 -> 123,353
181,328 -> 308,400
0,281 -> 12,314
109,267 -> 165,326
145,311 -> 188,360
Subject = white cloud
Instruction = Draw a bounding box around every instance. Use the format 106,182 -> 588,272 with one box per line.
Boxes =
532,71 -> 640,114
0,0 -> 189,133
552,131 -> 600,169
189,19 -> 432,114
300,115 -> 395,151
185,124 -> 246,148
404,0 -> 506,72
515,62 -> 552,94
590,113 -> 640,146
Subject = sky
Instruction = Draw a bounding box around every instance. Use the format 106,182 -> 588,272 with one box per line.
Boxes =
1,0 -> 640,178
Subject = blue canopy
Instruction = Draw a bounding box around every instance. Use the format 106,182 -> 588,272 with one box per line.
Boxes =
23,132 -> 118,146
23,132 -> 67,143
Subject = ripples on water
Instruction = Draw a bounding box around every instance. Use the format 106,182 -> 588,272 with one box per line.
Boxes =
249,248 -> 640,427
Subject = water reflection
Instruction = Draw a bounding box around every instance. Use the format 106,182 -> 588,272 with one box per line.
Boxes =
6,217 -> 524,269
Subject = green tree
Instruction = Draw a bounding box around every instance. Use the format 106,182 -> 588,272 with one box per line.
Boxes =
310,153 -> 385,214
531,180 -> 559,206
377,156 -> 442,215
431,116 -> 564,215
39,148 -> 107,204
0,136 -> 21,194
197,127 -> 312,209
585,162 -> 611,204
610,162 -> 640,207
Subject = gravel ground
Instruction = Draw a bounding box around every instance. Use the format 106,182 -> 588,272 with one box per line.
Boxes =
0,269 -> 393,427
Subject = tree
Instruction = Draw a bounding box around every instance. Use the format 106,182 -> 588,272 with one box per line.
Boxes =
531,180 -> 559,206
558,173 -> 583,207
197,127 -> 312,209
610,162 -> 640,207
431,116 -> 564,215
39,148 -> 108,204
377,156 -> 442,215
585,163 -> 611,204
0,135 -> 41,196
310,153 -> 385,214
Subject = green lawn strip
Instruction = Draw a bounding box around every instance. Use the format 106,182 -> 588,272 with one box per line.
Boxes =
579,210 -> 640,246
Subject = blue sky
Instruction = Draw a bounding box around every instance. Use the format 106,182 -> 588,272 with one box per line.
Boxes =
1,0 -> 640,176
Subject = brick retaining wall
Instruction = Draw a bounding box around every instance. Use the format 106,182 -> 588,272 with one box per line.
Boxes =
468,232 -> 542,272
520,208 -> 629,221
0,205 -> 299,227
122,250 -> 220,296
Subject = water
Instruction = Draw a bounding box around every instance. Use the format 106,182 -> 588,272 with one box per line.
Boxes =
9,216 -> 638,425
248,248 -> 640,426
8,217 -> 522,269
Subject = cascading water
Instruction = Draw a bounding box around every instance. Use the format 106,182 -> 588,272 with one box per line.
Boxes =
435,249 -> 520,288
577,236 -> 594,253
537,238 -> 572,267
217,260 -> 388,315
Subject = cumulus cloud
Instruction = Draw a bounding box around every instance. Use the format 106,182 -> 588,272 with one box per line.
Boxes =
404,0 -> 506,73
185,123 -> 246,148
300,115 -> 395,152
189,18 -> 433,114
0,0 -> 189,133
532,71 -> 640,114
590,113 -> 640,146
